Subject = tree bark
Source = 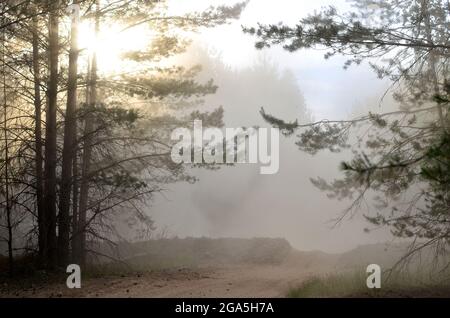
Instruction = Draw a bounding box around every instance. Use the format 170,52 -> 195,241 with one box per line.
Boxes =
32,10 -> 45,267
44,0 -> 59,269
58,0 -> 80,267
71,150 -> 79,262
2,17 -> 13,276
77,0 -> 99,267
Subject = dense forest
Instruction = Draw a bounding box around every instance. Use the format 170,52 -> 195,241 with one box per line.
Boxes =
0,0 -> 247,273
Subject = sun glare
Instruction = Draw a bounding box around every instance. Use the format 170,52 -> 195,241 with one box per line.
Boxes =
78,22 -> 153,74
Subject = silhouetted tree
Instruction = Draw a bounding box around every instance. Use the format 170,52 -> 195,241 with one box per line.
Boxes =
0,0 -> 248,270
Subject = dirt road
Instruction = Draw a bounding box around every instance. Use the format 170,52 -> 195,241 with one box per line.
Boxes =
1,264 -> 327,298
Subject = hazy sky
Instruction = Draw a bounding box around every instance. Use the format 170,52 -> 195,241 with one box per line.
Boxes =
169,0 -> 389,119
150,0 -> 396,253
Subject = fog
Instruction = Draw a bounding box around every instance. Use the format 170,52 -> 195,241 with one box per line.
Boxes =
145,1 -> 398,253
2,0 -> 450,301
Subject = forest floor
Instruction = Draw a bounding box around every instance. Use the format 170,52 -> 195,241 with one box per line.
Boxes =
2,238 -> 450,298
0,263 -> 327,298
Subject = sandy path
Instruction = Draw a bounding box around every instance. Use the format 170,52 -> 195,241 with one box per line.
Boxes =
107,265 -> 316,298
1,264 -> 325,298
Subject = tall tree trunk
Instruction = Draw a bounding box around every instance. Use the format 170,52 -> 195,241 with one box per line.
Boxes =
2,20 -> 13,276
77,0 -> 99,267
72,58 -> 89,264
44,0 -> 59,269
58,0 -> 80,267
32,9 -> 45,269
71,149 -> 79,262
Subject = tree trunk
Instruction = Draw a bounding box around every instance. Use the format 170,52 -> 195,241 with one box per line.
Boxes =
72,58 -> 89,264
58,0 -> 80,267
77,0 -> 100,267
32,9 -> 45,269
44,0 -> 59,269
71,150 -> 79,262
2,20 -> 13,276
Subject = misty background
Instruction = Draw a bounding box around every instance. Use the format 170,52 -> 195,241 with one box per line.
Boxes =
144,0 -> 396,253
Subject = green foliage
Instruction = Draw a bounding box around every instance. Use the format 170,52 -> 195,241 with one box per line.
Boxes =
259,107 -> 298,136
110,67 -> 218,99
246,0 -> 449,107
250,0 -> 450,265
0,0 -> 249,263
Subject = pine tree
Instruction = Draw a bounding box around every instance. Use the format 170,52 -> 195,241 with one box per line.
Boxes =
246,0 -> 450,265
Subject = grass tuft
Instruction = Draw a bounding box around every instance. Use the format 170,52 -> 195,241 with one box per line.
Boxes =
288,271 -> 450,298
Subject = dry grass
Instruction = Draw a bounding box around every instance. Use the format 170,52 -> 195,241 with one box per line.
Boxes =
288,271 -> 450,298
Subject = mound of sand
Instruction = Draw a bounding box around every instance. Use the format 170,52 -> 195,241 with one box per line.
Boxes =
96,237 -> 293,268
